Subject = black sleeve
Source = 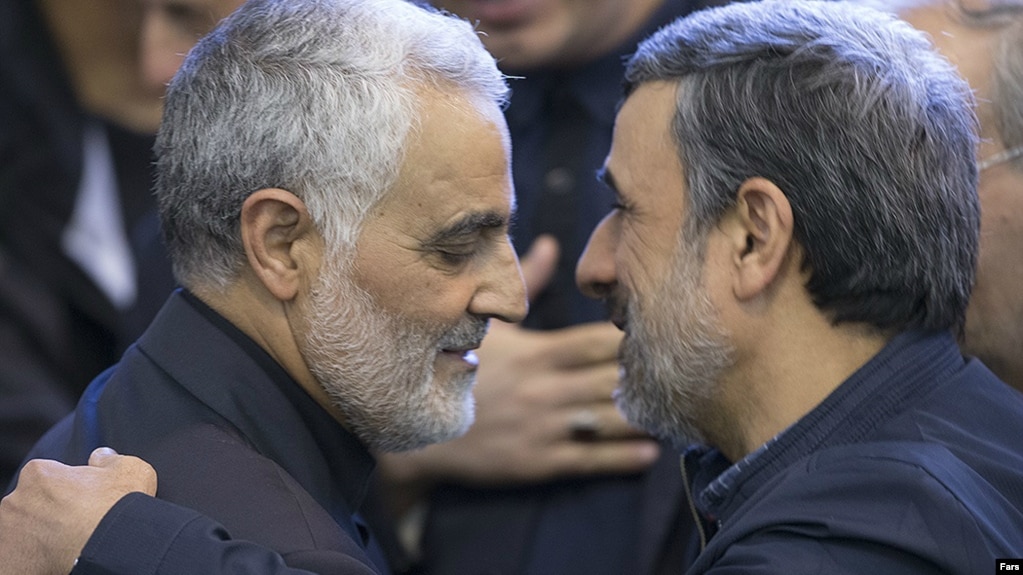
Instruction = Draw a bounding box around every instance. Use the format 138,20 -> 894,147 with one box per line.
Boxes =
73,493 -> 381,575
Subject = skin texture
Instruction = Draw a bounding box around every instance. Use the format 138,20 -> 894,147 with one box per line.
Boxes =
584,82 -> 735,450
902,3 -> 1023,390
37,0 -> 165,132
377,0 -> 678,488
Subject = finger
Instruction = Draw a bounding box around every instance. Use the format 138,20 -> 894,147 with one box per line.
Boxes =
119,457 -> 159,496
537,362 -> 622,405
90,451 -> 158,496
12,459 -> 68,489
548,440 -> 661,478
562,404 -> 649,441
88,447 -> 119,466
540,322 -> 623,369
519,235 -> 560,302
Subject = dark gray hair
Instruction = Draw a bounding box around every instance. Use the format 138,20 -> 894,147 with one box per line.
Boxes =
156,0 -> 508,289
625,0 -> 980,332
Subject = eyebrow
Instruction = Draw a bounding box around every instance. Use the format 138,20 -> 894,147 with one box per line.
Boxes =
426,211 -> 511,245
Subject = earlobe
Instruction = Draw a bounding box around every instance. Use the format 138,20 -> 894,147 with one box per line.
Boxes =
730,177 -> 794,300
240,188 -> 316,302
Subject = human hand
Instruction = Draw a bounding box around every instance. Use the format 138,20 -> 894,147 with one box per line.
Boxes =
378,236 -> 659,495
0,448 -> 158,575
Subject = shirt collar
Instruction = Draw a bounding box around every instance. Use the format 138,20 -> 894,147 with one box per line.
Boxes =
177,289 -> 376,517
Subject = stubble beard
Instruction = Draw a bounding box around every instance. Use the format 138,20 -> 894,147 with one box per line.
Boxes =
300,255 -> 487,452
614,236 -> 736,450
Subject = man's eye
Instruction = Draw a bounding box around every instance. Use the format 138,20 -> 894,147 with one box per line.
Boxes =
436,247 -> 476,266
611,201 -> 629,212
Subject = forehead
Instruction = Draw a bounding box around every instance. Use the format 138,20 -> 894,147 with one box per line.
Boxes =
369,87 -> 514,233
607,81 -> 686,202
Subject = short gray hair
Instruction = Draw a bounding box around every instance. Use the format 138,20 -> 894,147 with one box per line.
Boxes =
625,0 -> 980,333
156,0 -> 508,289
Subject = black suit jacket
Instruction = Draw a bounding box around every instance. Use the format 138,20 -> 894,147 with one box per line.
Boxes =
16,290 -> 384,574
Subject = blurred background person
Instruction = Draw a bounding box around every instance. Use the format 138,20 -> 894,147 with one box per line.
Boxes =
0,0 -> 176,486
894,0 -> 1023,390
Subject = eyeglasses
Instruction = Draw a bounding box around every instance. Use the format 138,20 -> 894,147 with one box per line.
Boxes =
978,145 -> 1023,171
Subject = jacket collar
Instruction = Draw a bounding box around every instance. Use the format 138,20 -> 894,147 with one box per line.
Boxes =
684,330 -> 965,524
138,289 -> 376,521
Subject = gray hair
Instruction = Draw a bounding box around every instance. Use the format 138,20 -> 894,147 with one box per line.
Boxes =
624,0 -> 980,333
155,0 -> 508,289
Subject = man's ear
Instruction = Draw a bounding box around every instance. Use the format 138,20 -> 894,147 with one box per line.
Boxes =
725,177 -> 795,300
240,188 -> 317,302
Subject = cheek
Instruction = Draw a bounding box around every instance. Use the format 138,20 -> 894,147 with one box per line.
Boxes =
364,270 -> 477,325
618,223 -> 678,294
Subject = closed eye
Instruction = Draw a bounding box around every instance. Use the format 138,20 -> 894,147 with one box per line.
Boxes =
435,245 -> 478,266
597,167 -> 630,214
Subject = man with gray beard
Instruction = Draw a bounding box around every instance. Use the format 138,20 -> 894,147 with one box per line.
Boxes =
575,0 -> 1023,572
0,0 -> 525,573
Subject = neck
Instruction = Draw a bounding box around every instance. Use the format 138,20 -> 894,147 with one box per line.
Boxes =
195,277 -> 350,427
709,315 -> 890,463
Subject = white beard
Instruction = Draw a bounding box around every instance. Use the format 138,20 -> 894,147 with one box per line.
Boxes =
299,256 -> 487,452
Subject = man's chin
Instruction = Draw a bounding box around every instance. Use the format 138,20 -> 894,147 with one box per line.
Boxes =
614,376 -> 706,449
369,386 -> 476,453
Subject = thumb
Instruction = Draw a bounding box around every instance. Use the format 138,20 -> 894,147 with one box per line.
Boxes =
88,447 -> 158,495
88,447 -> 120,467
520,235 -> 560,303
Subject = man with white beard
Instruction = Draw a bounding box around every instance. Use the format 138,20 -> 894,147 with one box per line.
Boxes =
575,1 -> 1023,572
0,0 -> 525,573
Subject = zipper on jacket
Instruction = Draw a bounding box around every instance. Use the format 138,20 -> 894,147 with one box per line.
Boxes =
680,455 -> 707,553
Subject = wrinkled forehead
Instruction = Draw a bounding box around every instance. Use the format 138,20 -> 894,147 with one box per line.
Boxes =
374,86 -> 514,223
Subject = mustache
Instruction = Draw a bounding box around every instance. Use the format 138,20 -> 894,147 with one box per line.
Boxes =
437,317 -> 490,350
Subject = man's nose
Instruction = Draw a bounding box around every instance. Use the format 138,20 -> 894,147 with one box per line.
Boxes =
577,213 -> 618,300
